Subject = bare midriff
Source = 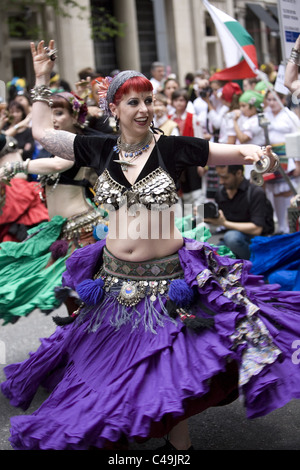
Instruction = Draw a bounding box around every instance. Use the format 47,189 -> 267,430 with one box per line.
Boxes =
45,183 -> 92,219
106,205 -> 184,261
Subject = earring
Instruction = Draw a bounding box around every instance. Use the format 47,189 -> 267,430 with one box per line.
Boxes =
114,116 -> 120,131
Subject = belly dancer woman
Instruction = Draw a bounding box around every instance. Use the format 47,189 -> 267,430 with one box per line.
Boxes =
1,40 -> 300,450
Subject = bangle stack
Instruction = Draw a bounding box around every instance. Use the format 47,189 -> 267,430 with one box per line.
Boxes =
30,85 -> 53,105
287,48 -> 300,66
2,158 -> 30,182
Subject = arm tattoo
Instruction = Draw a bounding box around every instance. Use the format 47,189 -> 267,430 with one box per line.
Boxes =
39,129 -> 75,161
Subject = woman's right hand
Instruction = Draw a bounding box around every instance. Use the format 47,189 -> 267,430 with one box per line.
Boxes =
30,40 -> 56,80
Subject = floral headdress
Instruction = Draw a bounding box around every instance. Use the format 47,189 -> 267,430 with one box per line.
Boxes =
96,70 -> 147,115
96,77 -> 113,115
55,92 -> 88,126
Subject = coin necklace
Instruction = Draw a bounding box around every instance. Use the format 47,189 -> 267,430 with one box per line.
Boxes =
113,131 -> 153,172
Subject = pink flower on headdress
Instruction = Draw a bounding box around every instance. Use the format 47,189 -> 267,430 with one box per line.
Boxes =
97,76 -> 113,113
97,76 -> 113,100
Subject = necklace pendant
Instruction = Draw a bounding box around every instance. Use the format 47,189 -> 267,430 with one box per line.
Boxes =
113,160 -> 136,172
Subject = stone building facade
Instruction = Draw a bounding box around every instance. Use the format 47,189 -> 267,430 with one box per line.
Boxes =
0,0 -> 280,93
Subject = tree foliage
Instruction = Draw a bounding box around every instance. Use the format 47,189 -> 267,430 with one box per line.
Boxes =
4,0 -> 124,41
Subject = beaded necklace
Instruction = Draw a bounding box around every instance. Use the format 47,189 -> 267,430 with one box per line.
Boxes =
113,131 -> 153,171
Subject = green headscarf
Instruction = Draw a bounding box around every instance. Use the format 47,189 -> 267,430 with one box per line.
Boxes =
254,80 -> 273,95
239,90 -> 264,109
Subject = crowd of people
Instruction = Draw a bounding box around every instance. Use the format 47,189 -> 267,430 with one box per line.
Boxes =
0,34 -> 299,451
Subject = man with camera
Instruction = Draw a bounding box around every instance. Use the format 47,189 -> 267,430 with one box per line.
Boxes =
204,165 -> 274,260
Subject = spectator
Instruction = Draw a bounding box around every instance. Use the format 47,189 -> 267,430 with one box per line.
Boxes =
184,72 -> 197,102
3,100 -> 35,161
202,80 -> 228,140
153,93 -> 179,136
78,66 -> 97,81
216,82 -> 243,144
231,90 -> 265,179
150,61 -> 165,94
14,91 -> 32,116
171,88 -> 206,214
242,77 -> 259,91
205,165 -> 274,259
263,89 -> 300,233
192,78 -> 211,136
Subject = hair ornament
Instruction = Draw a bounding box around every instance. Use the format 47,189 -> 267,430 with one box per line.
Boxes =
55,91 -> 88,125
96,76 -> 113,114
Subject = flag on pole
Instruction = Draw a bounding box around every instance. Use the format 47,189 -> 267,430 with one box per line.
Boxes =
203,0 -> 258,81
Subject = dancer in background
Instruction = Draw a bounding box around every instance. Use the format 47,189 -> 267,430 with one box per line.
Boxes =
0,91 -> 107,324
0,133 -> 49,242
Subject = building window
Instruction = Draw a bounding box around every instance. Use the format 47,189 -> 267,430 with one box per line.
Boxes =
8,8 -> 39,40
91,0 -> 118,76
135,0 -> 157,76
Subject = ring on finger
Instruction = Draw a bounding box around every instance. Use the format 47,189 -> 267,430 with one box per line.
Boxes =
44,47 -> 57,61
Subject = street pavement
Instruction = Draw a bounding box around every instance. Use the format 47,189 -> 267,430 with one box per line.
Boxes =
0,305 -> 299,451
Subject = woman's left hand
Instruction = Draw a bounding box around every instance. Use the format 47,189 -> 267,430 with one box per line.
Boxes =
30,40 -> 56,80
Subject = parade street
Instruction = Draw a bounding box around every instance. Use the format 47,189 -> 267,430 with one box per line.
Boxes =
0,305 -> 299,452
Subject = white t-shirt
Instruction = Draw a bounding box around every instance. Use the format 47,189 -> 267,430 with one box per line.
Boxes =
228,114 -> 265,179
193,97 -> 208,130
264,107 -> 300,170
264,107 -> 300,144
207,104 -> 229,133
150,77 -> 162,94
235,114 -> 265,146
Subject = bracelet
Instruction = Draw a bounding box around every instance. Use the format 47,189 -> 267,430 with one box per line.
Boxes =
287,48 -> 300,66
14,124 -> 20,131
30,85 -> 53,105
2,159 -> 30,181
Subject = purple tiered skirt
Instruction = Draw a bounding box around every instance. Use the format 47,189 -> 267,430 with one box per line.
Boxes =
2,238 -> 300,450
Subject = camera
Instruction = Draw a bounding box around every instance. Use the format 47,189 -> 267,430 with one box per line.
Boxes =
199,86 -> 212,99
203,201 -> 219,219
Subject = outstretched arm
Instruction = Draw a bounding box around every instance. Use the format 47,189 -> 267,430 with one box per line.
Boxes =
208,142 -> 276,168
0,155 -> 74,181
30,40 -> 75,161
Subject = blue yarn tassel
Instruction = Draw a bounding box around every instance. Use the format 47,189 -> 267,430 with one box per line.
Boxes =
93,224 -> 108,240
168,279 -> 194,307
167,279 -> 214,330
76,278 -> 104,306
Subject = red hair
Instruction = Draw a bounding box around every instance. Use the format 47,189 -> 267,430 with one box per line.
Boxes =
113,76 -> 153,105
